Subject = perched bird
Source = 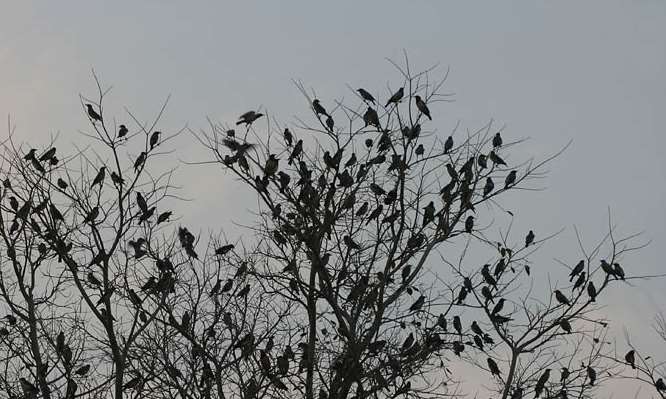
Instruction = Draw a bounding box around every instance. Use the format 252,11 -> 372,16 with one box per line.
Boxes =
134,152 -> 147,172
86,104 -> 102,122
363,107 -> 380,128
613,263 -> 626,280
149,131 -> 161,149
91,167 -> 106,188
39,147 -> 56,162
554,290 -> 570,306
587,281 -> 597,302
264,154 -> 279,177
118,124 -> 128,138
483,177 -> 494,197
422,201 -> 435,227
569,260 -> 585,282
600,259 -> 615,277
453,315 -> 462,334
625,350 -> 636,369
414,96 -> 432,120
83,206 -> 100,224
573,271 -> 586,291
444,136 -> 454,153
312,99 -> 328,117
288,140 -> 303,165
491,298 -> 505,315
210,279 -> 222,296
534,369 -> 551,398
385,87 -> 404,107
492,132 -> 503,148
415,144 -> 424,156
325,115 -> 334,131
236,111 -> 264,126
525,230 -> 535,247
111,171 -> 124,186
477,154 -> 488,169
57,178 -> 68,190
409,295 -> 426,312
283,128 -> 293,146
216,244 -> 235,256
656,378 -> 666,391
504,170 -> 517,189
471,321 -> 483,336
489,151 -> 507,166
487,357 -> 501,376
157,211 -> 172,224
465,216 -> 474,233
357,88 -> 375,103
587,366 -> 596,386
75,364 -> 91,376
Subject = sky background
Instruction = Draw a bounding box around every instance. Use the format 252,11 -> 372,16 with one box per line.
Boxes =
1,1 -> 665,397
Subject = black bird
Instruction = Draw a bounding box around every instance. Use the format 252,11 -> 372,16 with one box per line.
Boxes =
415,144 -> 424,156
401,332 -> 414,351
560,367 -> 570,383
471,321 -> 483,336
134,152 -> 147,172
118,124 -> 128,138
57,178 -> 68,190
555,290 -> 570,306
288,140 -> 303,165
453,315 -> 462,334
363,107 -> 380,128
236,111 -> 264,126
357,88 -> 375,103
446,164 -> 458,181
312,99 -> 328,117
111,171 -> 124,186
587,366 -> 596,386
409,295 -> 426,312
87,272 -> 101,287
487,357 -> 501,376
478,154 -> 488,169
504,170 -> 517,189
510,388 -> 523,399
136,192 -> 148,214
39,147 -> 56,162
525,230 -> 535,247
50,203 -> 64,221
86,104 -> 102,122
573,271 -> 586,291
489,151 -> 507,166
141,277 -> 156,292
414,95 -> 432,120
534,369 -> 551,398
385,87 -> 404,107
465,216 -> 474,233
83,206 -> 99,224
325,115 -> 334,131
264,154 -> 279,177
587,281 -> 597,302
492,298 -> 505,315
423,201 -> 435,227
149,131 -> 160,149
625,350 -> 636,369
569,260 -> 585,281
656,378 -> 666,391
343,235 -> 361,250
457,287 -> 468,304
20,378 -> 38,396
613,263 -> 626,280
444,136 -> 454,153
75,364 -> 91,376
492,132 -> 502,148
216,244 -> 235,256
483,177 -> 494,197
157,211 -> 172,224
283,128 -> 293,146
92,167 -> 106,188
210,279 -> 222,296
600,259 -> 615,277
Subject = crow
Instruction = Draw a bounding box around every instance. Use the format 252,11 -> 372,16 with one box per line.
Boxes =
492,132 -> 502,148
118,124 -> 128,138
444,136 -> 454,153
569,260 -> 585,282
312,99 -> 328,117
487,357 -> 501,376
555,290 -> 570,306
363,107 -> 380,128
415,95 -> 432,120
150,131 -> 160,149
625,349 -> 636,369
86,104 -> 102,122
357,88 -> 376,103
525,230 -> 535,247
237,111 -> 264,126
504,170 -> 517,189
385,87 -> 404,107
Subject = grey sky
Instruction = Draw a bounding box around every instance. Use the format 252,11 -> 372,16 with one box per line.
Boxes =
2,1 -> 665,397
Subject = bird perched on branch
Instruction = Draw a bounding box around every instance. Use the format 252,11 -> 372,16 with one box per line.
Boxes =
312,99 -> 329,117
357,88 -> 375,103
385,87 -> 404,107
414,96 -> 432,120
236,111 -> 264,126
86,104 -> 102,122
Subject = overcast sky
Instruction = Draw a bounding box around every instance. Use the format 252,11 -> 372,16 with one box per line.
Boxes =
2,1 -> 665,397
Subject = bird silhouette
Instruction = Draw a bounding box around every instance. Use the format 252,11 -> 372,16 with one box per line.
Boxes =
415,144 -> 424,156
414,95 -> 432,120
157,211 -> 172,224
573,272 -> 586,291
587,366 -> 596,386
237,111 -> 264,126
409,295 -> 426,312
363,107 -> 380,128
487,357 -> 501,376
83,206 -> 99,224
483,177 -> 494,197
534,369 -> 551,398
613,263 -> 626,280
489,151 -> 507,166
149,131 -> 161,149
283,128 -> 293,146
478,154 -> 488,169
555,290 -> 570,306
625,349 -> 636,369
504,170 -> 517,188
312,99 -> 329,117
264,154 -> 279,177
325,115 -> 334,132
453,315 -> 462,335
465,216 -> 474,233
569,260 -> 585,281
492,299 -> 505,315
118,124 -> 128,138
587,281 -> 597,302
86,104 -> 102,122
423,201 -> 435,227
492,132 -> 502,148
39,147 -> 56,162
385,87 -> 404,107
525,230 -> 535,247
134,152 -> 147,172
357,88 -> 375,103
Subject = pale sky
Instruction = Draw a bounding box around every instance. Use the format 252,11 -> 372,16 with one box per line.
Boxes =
1,1 -> 665,397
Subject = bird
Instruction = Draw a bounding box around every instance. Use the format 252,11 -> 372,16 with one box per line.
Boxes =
57,178 -> 68,190
221,279 -> 233,293
134,152 -> 147,172
401,333 -> 414,351
86,104 -> 102,122
625,350 -> 636,369
477,154 -> 488,169
210,279 -> 222,296
39,147 -> 56,162
83,206 -> 99,224
483,177 -> 494,197
118,124 -> 128,138
573,272 -> 586,291
136,192 -> 148,214
91,167 -> 106,188
600,259 -> 615,277
554,290 -> 570,306
414,96 -> 432,120
587,366 -> 596,386
283,128 -> 293,146
409,295 -> 426,312
487,357 -> 501,376
656,378 -> 666,391
504,170 -> 517,189
363,107 -> 380,128
569,260 -> 585,282
471,321 -> 483,336
444,136 -> 454,153
491,298 -> 505,315
236,111 -> 264,126
149,131 -> 161,149
613,263 -> 626,280
312,99 -> 328,117
489,151 -> 507,166
157,211 -> 172,224
525,230 -> 535,247
264,155 -> 279,177
415,144 -> 424,156
422,201 -> 435,227
385,87 -> 404,107
465,216 -> 474,233
325,115 -> 334,131
75,364 -> 91,375
453,315 -> 462,334
534,369 -> 551,398
492,132 -> 502,148
587,281 -> 597,302
357,88 -> 375,103
288,140 -> 303,165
